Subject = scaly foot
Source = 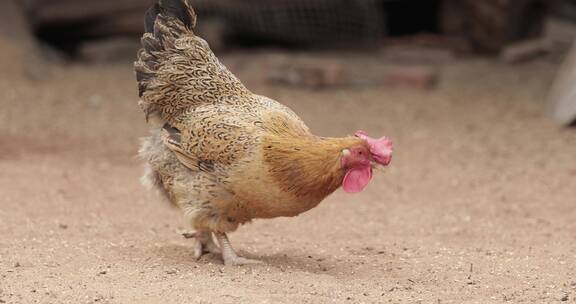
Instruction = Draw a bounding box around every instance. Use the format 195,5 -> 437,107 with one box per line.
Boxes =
214,232 -> 262,266
222,256 -> 262,266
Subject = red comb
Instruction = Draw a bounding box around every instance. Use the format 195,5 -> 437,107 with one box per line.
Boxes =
355,130 -> 393,166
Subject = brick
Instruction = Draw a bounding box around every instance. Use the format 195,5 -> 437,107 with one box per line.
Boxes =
381,66 -> 437,89
500,39 -> 550,63
266,60 -> 345,89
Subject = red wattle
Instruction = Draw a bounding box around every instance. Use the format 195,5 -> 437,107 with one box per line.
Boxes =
342,165 -> 373,193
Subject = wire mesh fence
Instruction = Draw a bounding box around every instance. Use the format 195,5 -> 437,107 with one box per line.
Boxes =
189,0 -> 385,48
28,0 -> 386,49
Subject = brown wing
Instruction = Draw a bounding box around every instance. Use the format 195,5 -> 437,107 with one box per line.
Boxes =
160,107 -> 261,172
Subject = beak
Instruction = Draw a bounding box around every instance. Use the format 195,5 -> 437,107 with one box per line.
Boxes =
371,163 -> 386,172
373,154 -> 392,166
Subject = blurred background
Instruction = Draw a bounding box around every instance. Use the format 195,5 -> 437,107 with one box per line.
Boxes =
2,0 -> 576,122
2,0 -> 576,303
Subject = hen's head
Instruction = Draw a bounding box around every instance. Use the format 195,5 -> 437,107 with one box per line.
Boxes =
340,131 -> 393,193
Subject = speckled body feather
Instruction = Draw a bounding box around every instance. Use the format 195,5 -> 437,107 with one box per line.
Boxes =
135,0 -> 366,233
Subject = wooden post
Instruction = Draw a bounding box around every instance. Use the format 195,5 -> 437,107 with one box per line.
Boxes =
548,42 -> 576,126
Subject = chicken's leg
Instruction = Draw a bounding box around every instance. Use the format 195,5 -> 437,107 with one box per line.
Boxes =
214,232 -> 261,266
189,230 -> 221,259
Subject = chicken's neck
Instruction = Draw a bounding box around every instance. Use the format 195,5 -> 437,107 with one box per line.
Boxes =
263,135 -> 363,200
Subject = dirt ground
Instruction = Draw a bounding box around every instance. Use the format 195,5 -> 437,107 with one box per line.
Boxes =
1,53 -> 576,304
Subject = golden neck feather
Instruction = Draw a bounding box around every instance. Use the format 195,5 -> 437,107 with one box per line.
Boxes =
263,135 -> 364,200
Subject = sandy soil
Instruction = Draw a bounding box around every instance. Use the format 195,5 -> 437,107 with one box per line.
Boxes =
1,54 -> 576,304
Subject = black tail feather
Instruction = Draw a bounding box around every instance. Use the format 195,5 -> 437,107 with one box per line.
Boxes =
160,0 -> 195,28
144,3 -> 161,33
144,0 -> 196,33
136,0 -> 198,101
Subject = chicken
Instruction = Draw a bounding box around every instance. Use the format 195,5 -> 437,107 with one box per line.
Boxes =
135,0 -> 393,265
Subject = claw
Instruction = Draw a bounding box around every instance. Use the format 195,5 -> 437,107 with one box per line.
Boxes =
224,256 -> 263,266
214,232 -> 262,266
181,231 -> 198,239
